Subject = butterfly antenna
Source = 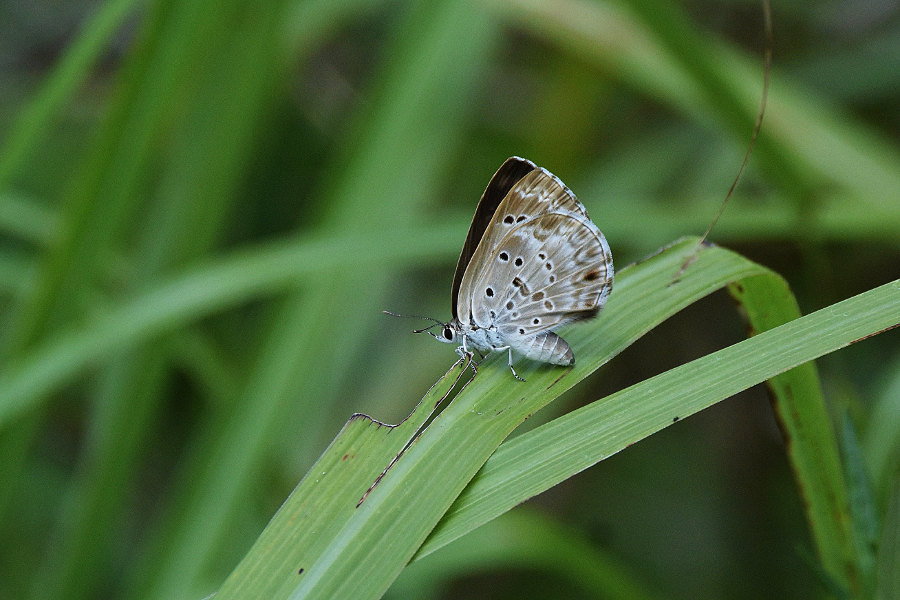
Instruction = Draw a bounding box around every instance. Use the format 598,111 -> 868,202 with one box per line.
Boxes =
676,0 -> 772,279
412,324 -> 442,335
382,311 -> 446,334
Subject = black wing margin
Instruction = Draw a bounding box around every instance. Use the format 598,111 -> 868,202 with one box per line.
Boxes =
451,157 -> 536,319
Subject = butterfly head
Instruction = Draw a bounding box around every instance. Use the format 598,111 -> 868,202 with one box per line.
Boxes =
413,319 -> 459,345
433,322 -> 458,345
382,311 -> 458,344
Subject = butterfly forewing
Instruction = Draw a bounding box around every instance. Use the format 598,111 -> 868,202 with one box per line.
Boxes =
451,157 -> 536,320
456,164 -> 603,327
469,211 -> 612,333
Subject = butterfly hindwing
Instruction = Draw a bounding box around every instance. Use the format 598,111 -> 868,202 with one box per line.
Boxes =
456,163 -> 602,328
468,211 -> 613,334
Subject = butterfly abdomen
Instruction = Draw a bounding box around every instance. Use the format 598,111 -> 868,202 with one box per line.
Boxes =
517,331 -> 574,366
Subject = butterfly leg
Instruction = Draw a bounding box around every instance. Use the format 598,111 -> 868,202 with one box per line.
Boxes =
456,337 -> 479,376
507,348 -> 525,382
459,351 -> 479,376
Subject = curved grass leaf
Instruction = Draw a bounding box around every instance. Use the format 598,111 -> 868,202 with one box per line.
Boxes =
213,362 -> 468,599
422,264 -> 897,598
213,238 -> 897,599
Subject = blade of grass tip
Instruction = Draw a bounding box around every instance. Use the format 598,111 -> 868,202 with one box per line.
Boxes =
415,239 -> 775,556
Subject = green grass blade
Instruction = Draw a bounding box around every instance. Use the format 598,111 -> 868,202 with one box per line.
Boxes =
27,1 -> 301,597
0,0 -> 140,186
392,508 -> 666,600
838,413 -> 880,597
876,480 -> 899,600
130,2 -> 501,597
419,276 -> 897,594
214,362 -> 467,598
729,272 -> 861,593
0,192 -> 56,247
0,226 -> 461,428
0,0 -> 894,597
863,360 -> 900,499
218,240 -> 900,598
497,0 -> 900,211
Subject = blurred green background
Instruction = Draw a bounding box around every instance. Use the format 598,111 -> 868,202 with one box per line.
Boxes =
0,0 -> 897,598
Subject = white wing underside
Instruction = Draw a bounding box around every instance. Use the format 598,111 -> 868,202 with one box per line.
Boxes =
456,167 -> 613,340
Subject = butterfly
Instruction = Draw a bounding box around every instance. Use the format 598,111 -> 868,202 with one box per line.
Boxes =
397,156 -> 613,381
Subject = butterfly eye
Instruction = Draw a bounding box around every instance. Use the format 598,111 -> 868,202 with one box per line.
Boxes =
442,327 -> 454,340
